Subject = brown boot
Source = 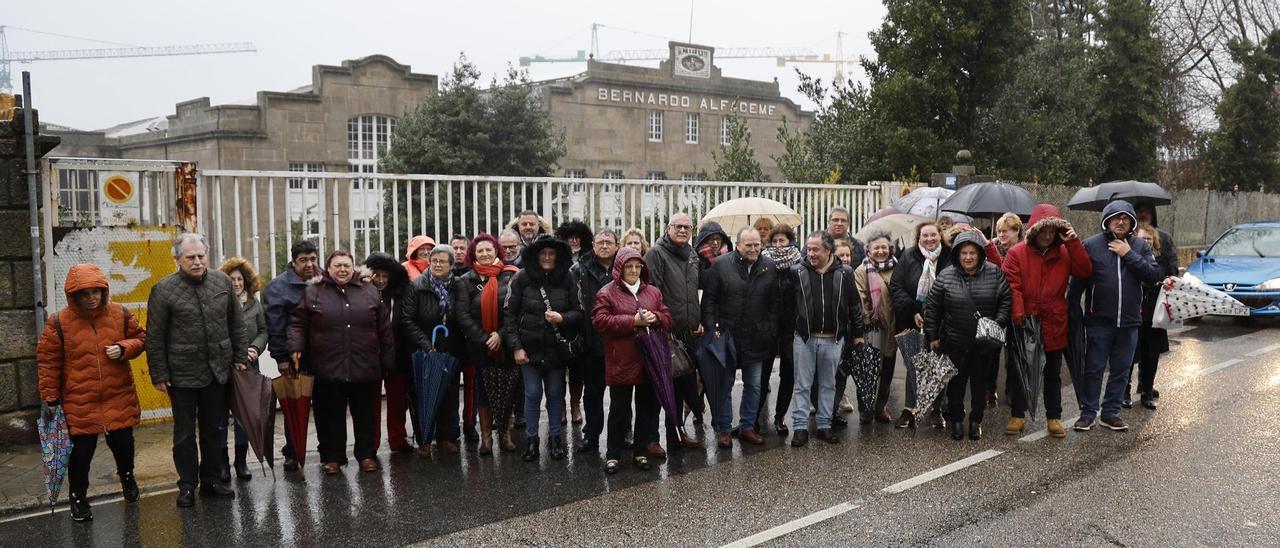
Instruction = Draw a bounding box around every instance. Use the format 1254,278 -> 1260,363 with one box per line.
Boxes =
500,416 -> 517,452
477,408 -> 493,456
570,383 -> 584,424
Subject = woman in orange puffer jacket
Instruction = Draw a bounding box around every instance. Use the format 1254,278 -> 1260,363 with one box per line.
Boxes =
37,264 -> 146,520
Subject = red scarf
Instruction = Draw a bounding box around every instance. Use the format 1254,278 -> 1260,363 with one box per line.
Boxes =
405,259 -> 429,280
473,259 -> 517,353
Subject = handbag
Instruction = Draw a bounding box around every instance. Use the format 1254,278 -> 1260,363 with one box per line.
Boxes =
669,336 -> 695,377
538,286 -> 585,365
958,275 -> 1006,349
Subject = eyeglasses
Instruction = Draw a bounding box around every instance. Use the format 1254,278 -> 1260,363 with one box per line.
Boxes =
429,258 -> 451,265
594,240 -> 617,246
670,224 -> 693,231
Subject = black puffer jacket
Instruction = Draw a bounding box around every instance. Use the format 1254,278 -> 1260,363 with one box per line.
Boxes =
701,250 -> 778,364
644,235 -> 701,339
889,244 -> 952,333
453,267 -> 516,352
399,272 -> 464,357
923,233 -> 1011,353
504,236 -> 584,365
784,256 -> 864,342
570,251 -> 613,357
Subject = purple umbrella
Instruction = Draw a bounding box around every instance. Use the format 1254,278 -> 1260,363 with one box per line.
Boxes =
635,327 -> 680,419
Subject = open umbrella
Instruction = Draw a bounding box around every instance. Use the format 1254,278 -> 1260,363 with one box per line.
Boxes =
894,187 -> 954,218
231,367 -> 277,479
940,182 -> 1035,217
700,197 -> 803,237
839,339 -> 882,411
1009,317 -> 1047,421
911,351 -> 958,420
866,206 -> 902,224
1067,180 -> 1172,211
635,327 -> 680,420
1161,276 -> 1252,320
697,331 -> 737,432
37,403 -> 72,512
413,325 -> 460,443
1065,304 -> 1087,404
272,372 -> 314,468
855,214 -> 930,250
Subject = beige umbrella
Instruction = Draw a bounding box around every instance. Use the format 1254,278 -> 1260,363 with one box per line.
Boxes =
856,213 -> 930,250
700,197 -> 803,237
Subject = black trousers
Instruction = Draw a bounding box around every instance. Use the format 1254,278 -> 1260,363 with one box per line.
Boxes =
313,379 -> 379,464
946,350 -> 992,424
1009,349 -> 1065,420
69,427 -> 134,498
583,354 -> 607,445
772,344 -> 795,419
170,383 -> 228,490
607,384 -> 659,459
1132,329 -> 1163,395
871,355 -> 899,412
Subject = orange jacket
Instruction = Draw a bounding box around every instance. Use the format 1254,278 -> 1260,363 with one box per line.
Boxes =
37,264 -> 146,435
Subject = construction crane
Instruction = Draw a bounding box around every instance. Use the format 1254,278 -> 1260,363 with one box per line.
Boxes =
0,25 -> 256,91
777,31 -> 855,82
519,22 -> 818,67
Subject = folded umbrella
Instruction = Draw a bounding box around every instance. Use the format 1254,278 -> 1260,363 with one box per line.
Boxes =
37,403 -> 72,512
839,339 -> 882,412
697,331 -> 736,432
231,367 -> 277,479
1162,277 -> 1251,320
940,181 -> 1036,217
636,327 -> 680,420
1009,317 -> 1047,421
414,325 -> 460,443
272,372 -> 315,467
911,351 -> 958,420
1065,305 -> 1087,405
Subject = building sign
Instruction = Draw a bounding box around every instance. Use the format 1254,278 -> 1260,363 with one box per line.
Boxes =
595,86 -> 779,118
99,171 -> 141,226
673,45 -> 712,79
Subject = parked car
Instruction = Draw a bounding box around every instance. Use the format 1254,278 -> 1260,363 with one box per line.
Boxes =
1184,222 -> 1280,316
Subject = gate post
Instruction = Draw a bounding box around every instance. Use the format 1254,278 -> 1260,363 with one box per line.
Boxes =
175,162 -> 198,233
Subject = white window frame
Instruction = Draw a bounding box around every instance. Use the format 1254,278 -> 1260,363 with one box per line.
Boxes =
646,171 -> 666,181
648,110 -> 663,142
565,169 -> 586,178
685,112 -> 699,144
603,170 -> 624,180
721,117 -> 732,146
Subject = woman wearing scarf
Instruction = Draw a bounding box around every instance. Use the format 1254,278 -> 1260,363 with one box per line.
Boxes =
761,223 -> 802,434
453,233 -> 520,455
402,235 -> 437,281
889,221 -> 950,429
400,246 -> 467,457
217,257 -> 268,481
854,231 -> 905,426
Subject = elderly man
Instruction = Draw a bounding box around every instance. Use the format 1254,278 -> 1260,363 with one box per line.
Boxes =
499,229 -> 523,265
644,213 -> 706,452
828,206 -> 867,267
785,231 -> 864,447
147,233 -> 247,507
263,240 -> 320,471
570,228 -> 620,453
701,226 -> 777,447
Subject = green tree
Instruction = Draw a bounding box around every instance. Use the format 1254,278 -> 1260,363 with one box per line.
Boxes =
1203,30 -> 1280,190
712,114 -> 764,182
1095,0 -> 1165,181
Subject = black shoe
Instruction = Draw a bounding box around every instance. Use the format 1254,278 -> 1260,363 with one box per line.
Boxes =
120,471 -> 140,502
282,457 -> 300,472
1141,396 -> 1158,410
219,462 -> 232,483
790,430 -> 809,447
1121,398 -> 1133,409
814,428 -> 841,444
70,496 -> 92,522
549,438 -> 566,461
968,421 -> 982,441
199,483 -> 236,499
464,426 -> 480,443
522,438 -> 540,462
514,416 -> 527,429
931,411 -> 947,430
831,415 -> 849,431
392,444 -> 415,455
577,441 -> 599,454
773,418 -> 789,436
176,489 -> 195,508
950,421 -> 964,440
234,445 -> 252,481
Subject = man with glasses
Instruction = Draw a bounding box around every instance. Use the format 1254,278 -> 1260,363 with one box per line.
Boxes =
499,229 -> 523,266
570,228 -> 620,453
828,207 -> 866,267
643,214 -> 705,452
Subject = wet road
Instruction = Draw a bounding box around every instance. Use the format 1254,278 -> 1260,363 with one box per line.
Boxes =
3,317 -> 1277,547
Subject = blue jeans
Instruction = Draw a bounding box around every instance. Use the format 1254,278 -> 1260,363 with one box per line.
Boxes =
1081,325 -> 1139,419
791,335 -> 843,429
521,366 -> 565,439
715,360 -> 763,433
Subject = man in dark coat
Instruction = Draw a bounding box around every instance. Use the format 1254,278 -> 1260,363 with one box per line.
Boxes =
644,213 -> 705,448
570,228 -> 618,453
146,233 -> 247,506
701,226 -> 777,447
263,239 -> 320,471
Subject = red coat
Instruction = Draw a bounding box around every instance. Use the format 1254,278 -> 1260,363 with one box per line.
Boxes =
1002,204 -> 1092,352
591,247 -> 672,386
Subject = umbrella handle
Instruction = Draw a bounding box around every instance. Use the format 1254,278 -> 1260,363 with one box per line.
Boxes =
431,325 -> 449,345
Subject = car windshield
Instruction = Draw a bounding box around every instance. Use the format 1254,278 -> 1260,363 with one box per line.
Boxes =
1207,228 -> 1280,258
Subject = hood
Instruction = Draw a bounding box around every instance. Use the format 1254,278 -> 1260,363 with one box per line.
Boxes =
949,231 -> 989,270
404,235 -> 437,261
554,220 -> 594,246
611,247 -> 651,285
364,252 -> 409,296
694,221 -> 733,253
1026,204 -> 1069,247
521,235 -> 574,281
64,263 -> 111,312
1100,200 -> 1138,237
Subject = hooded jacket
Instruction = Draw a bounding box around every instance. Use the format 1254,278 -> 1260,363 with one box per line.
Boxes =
694,221 -> 733,274
644,234 -> 702,340
366,252 -> 411,372
1069,200 -> 1162,328
287,268 -> 394,383
503,236 -> 584,365
37,265 -> 145,435
590,247 -> 673,386
401,235 -> 437,280
923,232 -> 1012,353
701,250 -> 779,364
1002,204 -> 1092,352
571,249 -> 615,357
784,253 -> 864,342
146,267 -> 248,388
555,220 -> 595,263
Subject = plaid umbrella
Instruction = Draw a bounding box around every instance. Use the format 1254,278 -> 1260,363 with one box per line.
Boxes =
231,368 -> 277,479
636,327 -> 680,419
413,326 -> 460,442
272,373 -> 314,467
697,331 -> 737,432
911,351 -> 958,420
1010,317 -> 1047,421
37,403 -> 72,512
839,339 -> 882,411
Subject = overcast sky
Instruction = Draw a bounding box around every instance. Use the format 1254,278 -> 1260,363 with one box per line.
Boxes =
6,0 -> 886,131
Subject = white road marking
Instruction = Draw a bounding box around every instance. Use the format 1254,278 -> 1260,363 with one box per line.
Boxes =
0,487 -> 179,524
1246,343 -> 1280,357
880,450 -> 1004,494
722,500 -> 865,548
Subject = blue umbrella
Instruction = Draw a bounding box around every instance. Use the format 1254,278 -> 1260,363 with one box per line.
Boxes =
37,403 -> 72,512
414,325 -> 459,442
697,331 -> 736,432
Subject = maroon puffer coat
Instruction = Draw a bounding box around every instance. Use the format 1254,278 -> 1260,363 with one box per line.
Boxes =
591,247 -> 672,386
287,268 -> 394,383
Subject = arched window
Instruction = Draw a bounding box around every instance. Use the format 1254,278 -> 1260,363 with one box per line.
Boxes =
347,114 -> 397,243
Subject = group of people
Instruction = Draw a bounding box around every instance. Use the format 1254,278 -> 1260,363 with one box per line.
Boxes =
35,199 -> 1180,521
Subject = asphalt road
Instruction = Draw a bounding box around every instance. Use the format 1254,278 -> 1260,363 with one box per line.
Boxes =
2,316 -> 1276,547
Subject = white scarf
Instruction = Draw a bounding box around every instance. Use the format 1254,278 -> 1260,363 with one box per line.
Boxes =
624,279 -> 641,296
916,244 -> 941,303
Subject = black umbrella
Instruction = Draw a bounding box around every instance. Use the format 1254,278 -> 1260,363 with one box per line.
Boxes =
696,331 -> 736,433
1065,305 -> 1087,405
940,182 -> 1036,217
1067,180 -> 1171,211
1009,317 -> 1047,421
413,326 -> 460,443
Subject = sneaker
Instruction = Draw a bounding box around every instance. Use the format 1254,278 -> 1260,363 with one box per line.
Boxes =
1046,419 -> 1067,438
70,496 -> 92,522
1004,417 -> 1026,436
1099,416 -> 1129,431
1073,416 -> 1096,431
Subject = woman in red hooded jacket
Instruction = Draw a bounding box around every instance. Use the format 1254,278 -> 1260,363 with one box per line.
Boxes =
591,247 -> 672,474
1000,204 -> 1092,438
